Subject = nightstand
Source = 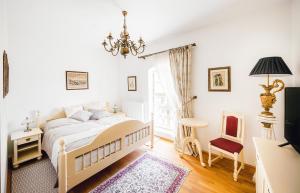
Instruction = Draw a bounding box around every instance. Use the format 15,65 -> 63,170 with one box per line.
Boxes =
11,128 -> 43,168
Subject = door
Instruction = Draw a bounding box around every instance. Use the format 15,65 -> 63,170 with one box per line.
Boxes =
149,68 -> 175,140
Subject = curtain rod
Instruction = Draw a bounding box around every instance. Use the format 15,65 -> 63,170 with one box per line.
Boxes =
138,43 -> 196,59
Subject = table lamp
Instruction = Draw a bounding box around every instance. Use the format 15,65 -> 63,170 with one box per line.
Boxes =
249,57 -> 292,118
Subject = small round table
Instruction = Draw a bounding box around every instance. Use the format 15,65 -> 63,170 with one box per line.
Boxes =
179,118 -> 208,167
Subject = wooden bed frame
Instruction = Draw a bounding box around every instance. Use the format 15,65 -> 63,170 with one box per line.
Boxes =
57,119 -> 154,193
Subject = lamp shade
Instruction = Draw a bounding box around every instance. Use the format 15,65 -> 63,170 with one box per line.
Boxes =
249,57 -> 292,76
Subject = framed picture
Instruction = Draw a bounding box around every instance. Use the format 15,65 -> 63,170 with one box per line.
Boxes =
208,66 -> 231,92
3,50 -> 9,98
66,71 -> 89,90
127,76 -> 137,91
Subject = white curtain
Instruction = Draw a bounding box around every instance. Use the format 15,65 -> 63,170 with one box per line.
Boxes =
154,53 -> 179,139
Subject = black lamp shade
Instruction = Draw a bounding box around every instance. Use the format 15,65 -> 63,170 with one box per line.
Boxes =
249,57 -> 292,76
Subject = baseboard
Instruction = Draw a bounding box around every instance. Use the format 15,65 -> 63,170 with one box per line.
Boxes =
157,135 -> 174,143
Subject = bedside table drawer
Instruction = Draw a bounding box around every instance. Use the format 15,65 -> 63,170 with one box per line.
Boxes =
17,135 -> 38,145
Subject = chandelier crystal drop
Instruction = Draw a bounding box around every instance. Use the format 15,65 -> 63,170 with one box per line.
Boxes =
102,11 -> 145,58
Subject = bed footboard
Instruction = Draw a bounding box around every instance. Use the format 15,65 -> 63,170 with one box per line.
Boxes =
58,119 -> 154,193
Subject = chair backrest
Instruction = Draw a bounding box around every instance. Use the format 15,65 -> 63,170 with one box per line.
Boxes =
220,111 -> 245,144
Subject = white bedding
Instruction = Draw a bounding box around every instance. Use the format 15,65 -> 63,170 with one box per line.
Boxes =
42,115 -> 132,171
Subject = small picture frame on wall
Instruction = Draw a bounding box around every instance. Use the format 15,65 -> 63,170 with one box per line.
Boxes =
128,76 -> 137,91
208,66 -> 231,92
66,71 -> 89,90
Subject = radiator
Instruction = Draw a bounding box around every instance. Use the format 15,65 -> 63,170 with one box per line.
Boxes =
122,101 -> 145,121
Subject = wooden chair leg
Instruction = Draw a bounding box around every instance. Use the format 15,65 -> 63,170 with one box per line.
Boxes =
194,140 -> 206,167
233,153 -> 238,181
208,143 -> 212,167
180,138 -> 188,158
241,150 -> 245,169
220,153 -> 224,159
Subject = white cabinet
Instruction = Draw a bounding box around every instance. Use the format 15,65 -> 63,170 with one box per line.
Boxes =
255,156 -> 264,193
254,138 -> 300,193
256,156 -> 271,193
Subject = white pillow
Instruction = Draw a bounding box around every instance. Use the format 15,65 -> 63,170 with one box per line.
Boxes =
64,105 -> 83,117
70,110 -> 92,122
45,118 -> 81,132
89,109 -> 112,120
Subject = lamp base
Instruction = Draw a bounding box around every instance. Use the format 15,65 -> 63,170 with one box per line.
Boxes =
259,79 -> 285,119
260,110 -> 275,118
24,128 -> 32,132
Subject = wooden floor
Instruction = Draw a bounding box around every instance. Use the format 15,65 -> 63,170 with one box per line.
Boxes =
70,138 -> 255,193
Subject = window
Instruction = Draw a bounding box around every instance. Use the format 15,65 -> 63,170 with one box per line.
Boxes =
149,68 -> 175,140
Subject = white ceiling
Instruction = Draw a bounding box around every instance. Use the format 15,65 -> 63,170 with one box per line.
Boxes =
83,0 -> 290,43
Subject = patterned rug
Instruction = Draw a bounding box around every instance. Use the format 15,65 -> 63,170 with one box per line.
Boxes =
12,159 -> 58,193
90,153 -> 190,193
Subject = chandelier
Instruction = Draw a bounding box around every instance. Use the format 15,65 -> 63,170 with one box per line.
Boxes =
102,11 -> 145,58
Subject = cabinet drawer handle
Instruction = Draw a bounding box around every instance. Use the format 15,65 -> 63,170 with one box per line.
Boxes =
26,138 -> 31,141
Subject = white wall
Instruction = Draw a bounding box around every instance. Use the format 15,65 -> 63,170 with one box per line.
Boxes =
5,0 -> 121,133
0,0 -> 8,191
119,3 -> 294,165
4,0 -> 123,156
292,0 -> 300,85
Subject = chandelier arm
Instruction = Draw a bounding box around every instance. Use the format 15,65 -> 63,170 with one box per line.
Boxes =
138,44 -> 145,54
129,41 -> 138,56
129,44 -> 138,56
133,45 -> 144,55
130,40 -> 138,51
128,40 -> 136,56
134,41 -> 144,54
108,38 -> 116,50
133,40 -> 142,50
136,40 -> 145,53
111,47 -> 120,56
111,42 -> 120,56
136,46 -> 145,54
135,44 -> 142,52
103,43 -> 113,52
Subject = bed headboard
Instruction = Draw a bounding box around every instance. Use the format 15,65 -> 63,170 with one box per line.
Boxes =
38,101 -> 109,129
38,108 -> 66,129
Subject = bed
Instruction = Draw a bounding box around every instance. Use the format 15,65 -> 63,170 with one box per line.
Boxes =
41,107 -> 153,193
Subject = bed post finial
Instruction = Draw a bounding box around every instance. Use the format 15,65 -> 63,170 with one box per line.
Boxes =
150,112 -> 154,148
59,139 -> 65,151
58,138 -> 67,193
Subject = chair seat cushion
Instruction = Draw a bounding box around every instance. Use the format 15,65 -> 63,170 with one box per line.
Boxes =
210,138 -> 243,154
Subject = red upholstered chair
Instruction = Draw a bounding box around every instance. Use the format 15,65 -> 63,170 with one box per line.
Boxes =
208,111 -> 245,181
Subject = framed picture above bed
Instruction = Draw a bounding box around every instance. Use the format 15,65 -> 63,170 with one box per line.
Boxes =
127,76 -> 137,91
66,71 -> 89,90
208,66 -> 231,92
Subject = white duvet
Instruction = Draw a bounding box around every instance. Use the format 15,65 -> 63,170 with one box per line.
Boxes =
42,115 -> 132,171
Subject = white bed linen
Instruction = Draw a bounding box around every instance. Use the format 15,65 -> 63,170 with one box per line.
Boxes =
42,115 -> 132,171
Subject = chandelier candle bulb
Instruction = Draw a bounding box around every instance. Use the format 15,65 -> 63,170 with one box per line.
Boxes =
102,10 -> 145,58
